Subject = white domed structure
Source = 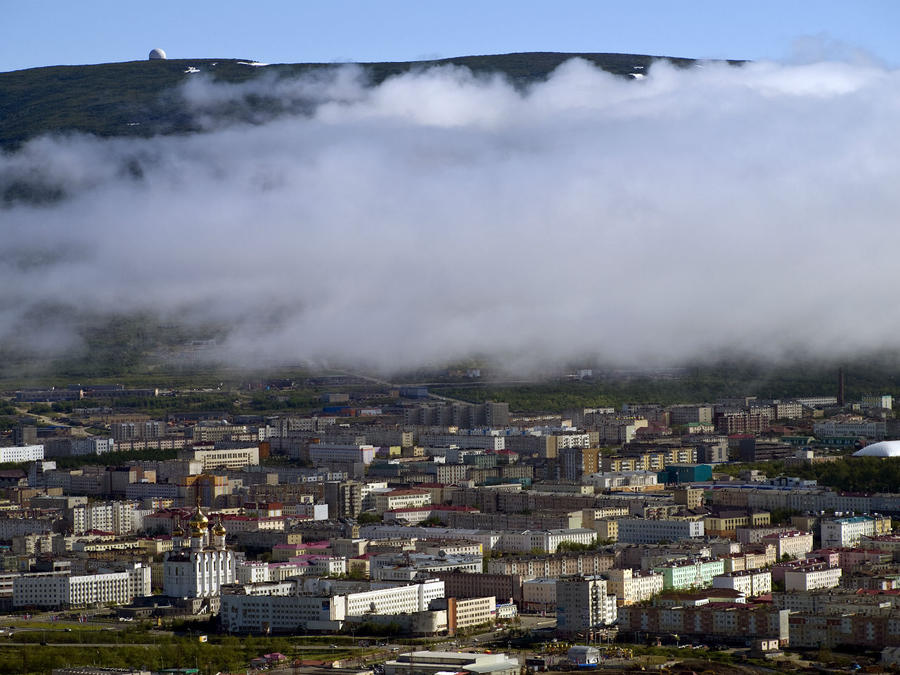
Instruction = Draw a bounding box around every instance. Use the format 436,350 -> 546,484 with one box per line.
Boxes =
853,441 -> 900,457
149,48 -> 167,60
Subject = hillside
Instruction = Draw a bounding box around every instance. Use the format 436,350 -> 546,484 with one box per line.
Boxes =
0,52 -> 707,149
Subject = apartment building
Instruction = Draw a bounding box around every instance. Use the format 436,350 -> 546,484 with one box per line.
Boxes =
814,419 -> 886,439
712,570 -> 772,597
617,604 -> 789,646
71,501 -> 136,536
605,568 -> 664,606
224,578 -> 446,633
821,516 -> 892,548
180,445 -> 259,470
487,551 -> 616,580
522,578 -> 557,612
13,565 -> 150,609
559,447 -> 601,480
761,531 -> 814,560
446,596 -> 496,634
704,511 -> 771,537
497,529 -> 596,554
0,445 -> 44,463
652,558 -> 726,590
556,576 -> 618,635
617,518 -> 705,544
374,489 -> 432,514
783,564 -> 843,592
432,571 -> 522,604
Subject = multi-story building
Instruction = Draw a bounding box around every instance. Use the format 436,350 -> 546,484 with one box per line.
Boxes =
179,445 -> 259,471
788,611 -> 900,649
617,518 -> 704,544
374,489 -> 432,514
652,558 -> 725,590
236,561 -> 271,584
13,564 -> 150,609
761,530 -> 814,560
309,444 -> 378,466
668,405 -> 714,426
813,420 -> 885,439
617,604 -> 789,647
324,480 -> 362,519
487,552 -> 615,580
403,402 -> 509,428
220,578 -> 445,633
111,421 -> 164,441
559,447 -> 601,481
704,511 -> 770,538
0,445 -> 44,463
497,529 -> 596,554
712,570 -> 771,597
522,578 -> 557,613
446,596 -> 496,634
433,571 -> 522,604
783,564 -> 842,592
862,395 -> 893,410
821,516 -> 891,548
71,501 -> 136,536
556,576 -> 618,635
605,569 -> 664,606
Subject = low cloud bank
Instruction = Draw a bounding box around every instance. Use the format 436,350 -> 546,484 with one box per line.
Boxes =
3,58 -> 900,373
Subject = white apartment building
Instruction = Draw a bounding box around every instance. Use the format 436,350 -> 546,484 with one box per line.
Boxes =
761,531 -> 814,560
784,565 -> 842,592
556,434 -> 593,449
813,421 -> 885,439
821,516 -> 890,548
712,570 -> 772,597
556,576 -> 618,635
220,578 -> 445,633
617,518 -> 705,544
373,489 -> 432,514
345,578 -> 445,616
236,561 -> 271,584
605,568 -> 664,606
72,501 -> 136,536
498,529 -> 596,554
13,565 -> 150,609
183,445 -> 259,471
0,445 -> 44,463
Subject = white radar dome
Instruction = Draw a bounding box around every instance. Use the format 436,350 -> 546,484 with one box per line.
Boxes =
149,48 -> 167,60
853,441 -> 900,458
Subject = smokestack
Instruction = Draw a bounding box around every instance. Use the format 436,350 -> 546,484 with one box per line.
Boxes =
838,367 -> 845,406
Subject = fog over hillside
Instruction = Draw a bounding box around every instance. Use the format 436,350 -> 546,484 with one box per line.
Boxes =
2,57 -> 900,374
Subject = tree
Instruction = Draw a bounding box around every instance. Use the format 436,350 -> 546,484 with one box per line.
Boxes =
357,512 -> 382,525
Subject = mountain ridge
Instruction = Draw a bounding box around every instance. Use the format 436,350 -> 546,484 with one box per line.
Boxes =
0,51 -> 739,149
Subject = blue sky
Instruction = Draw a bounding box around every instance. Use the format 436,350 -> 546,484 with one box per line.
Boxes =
2,0 -> 899,73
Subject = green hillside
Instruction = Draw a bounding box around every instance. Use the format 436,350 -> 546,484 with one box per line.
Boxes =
0,52 -> 711,148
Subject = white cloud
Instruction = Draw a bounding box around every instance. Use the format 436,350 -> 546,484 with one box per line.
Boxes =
3,57 -> 900,373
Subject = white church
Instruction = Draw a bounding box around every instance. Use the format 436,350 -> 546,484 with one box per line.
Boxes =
163,499 -> 236,599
